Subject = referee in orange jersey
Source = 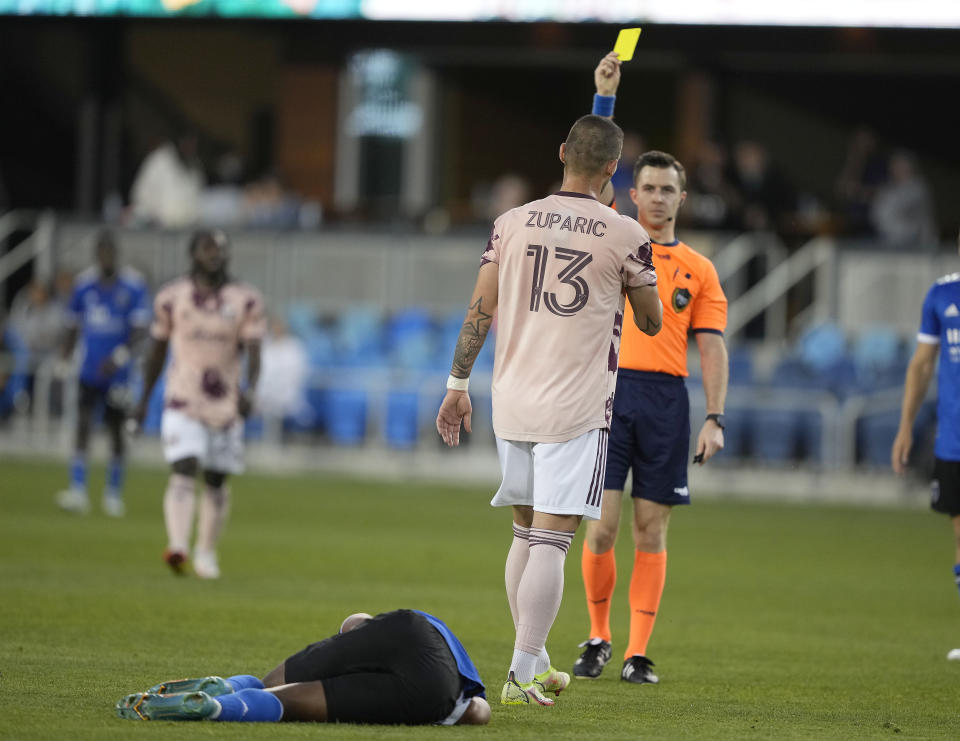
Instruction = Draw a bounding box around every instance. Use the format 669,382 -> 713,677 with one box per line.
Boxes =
573,52 -> 730,685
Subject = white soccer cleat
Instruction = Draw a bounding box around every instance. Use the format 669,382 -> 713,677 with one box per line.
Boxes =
946,648 -> 960,661
102,494 -> 126,518
193,550 -> 221,580
55,488 -> 90,515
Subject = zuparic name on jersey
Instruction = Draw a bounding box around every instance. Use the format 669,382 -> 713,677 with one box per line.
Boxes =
526,210 -> 607,237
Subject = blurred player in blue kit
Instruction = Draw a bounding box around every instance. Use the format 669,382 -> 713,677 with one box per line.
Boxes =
893,229 -> 960,646
116,609 -> 490,726
55,231 -> 150,517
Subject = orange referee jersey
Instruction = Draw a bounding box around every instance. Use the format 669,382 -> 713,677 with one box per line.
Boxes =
619,239 -> 727,377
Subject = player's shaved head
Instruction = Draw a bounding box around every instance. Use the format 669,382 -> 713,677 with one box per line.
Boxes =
340,612 -> 374,634
563,115 -> 624,176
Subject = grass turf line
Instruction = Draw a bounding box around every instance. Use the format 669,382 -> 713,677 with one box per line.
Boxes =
1,459 -> 959,739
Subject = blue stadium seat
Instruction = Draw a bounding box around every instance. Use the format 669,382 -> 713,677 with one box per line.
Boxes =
747,408 -> 801,463
797,409 -> 825,463
798,321 -> 847,373
335,306 -> 385,368
727,346 -> 754,387
387,308 -> 437,371
325,389 -> 367,445
143,378 -> 165,435
286,302 -> 319,339
853,325 -> 905,392
385,390 -> 419,449
857,410 -> 901,467
245,415 -> 265,441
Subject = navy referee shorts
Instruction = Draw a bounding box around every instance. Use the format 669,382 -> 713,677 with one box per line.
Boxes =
604,369 -> 691,506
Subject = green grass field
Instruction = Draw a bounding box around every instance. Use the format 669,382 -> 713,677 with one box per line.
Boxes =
2,457 -> 959,740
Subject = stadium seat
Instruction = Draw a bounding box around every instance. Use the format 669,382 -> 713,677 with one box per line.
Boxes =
746,408 -> 801,463
335,306 -> 385,368
853,325 -> 905,392
727,346 -> 754,387
798,321 -> 847,373
387,308 -> 437,371
143,378 -> 165,435
797,409 -> 825,463
286,302 -> 319,340
385,390 -> 419,449
857,410 -> 901,467
325,389 -> 367,445
0,327 -> 29,419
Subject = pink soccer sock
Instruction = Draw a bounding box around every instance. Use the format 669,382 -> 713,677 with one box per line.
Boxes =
505,523 -> 531,628
164,474 -> 196,553
511,528 -> 575,683
195,485 -> 231,554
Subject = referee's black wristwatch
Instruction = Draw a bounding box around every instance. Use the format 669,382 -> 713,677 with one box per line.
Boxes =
705,413 -> 726,429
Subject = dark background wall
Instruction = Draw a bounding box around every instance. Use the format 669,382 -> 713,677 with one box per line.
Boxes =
1,17 -> 958,235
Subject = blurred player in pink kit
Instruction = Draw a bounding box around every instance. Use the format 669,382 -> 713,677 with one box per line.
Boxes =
436,114 -> 662,707
134,230 -> 265,579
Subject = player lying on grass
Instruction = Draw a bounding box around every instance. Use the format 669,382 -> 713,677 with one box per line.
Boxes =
116,609 -> 490,725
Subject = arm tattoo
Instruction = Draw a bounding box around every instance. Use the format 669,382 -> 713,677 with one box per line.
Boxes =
451,297 -> 494,377
643,315 -> 662,334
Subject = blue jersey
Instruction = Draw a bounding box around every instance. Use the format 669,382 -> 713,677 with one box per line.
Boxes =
67,267 -> 151,388
412,610 -> 485,699
918,271 -> 960,460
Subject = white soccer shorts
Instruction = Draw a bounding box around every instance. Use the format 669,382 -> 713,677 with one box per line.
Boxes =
490,428 -> 608,520
160,409 -> 245,474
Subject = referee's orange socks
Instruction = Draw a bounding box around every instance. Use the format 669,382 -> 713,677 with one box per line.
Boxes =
625,549 -> 667,660
582,543 -> 616,642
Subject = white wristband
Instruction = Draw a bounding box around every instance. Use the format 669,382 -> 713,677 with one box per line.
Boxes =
446,375 -> 469,392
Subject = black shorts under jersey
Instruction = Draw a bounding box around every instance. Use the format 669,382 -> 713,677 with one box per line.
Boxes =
283,609 -> 462,725
78,382 -> 126,424
931,458 -> 960,516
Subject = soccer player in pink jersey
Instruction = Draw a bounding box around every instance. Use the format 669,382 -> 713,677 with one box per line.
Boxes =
436,114 -> 663,707
133,230 -> 265,579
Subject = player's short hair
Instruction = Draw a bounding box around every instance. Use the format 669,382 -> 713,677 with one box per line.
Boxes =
188,229 -> 229,256
564,115 -> 624,176
633,150 -> 687,190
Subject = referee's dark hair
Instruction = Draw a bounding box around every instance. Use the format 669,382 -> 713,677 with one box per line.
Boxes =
633,150 -> 687,190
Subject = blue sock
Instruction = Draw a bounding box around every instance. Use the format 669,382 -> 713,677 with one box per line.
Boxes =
214,689 -> 282,722
69,454 -> 87,491
107,457 -> 125,495
952,564 -> 960,597
226,674 -> 264,691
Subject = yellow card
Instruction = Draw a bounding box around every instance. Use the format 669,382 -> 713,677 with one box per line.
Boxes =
613,27 -> 642,61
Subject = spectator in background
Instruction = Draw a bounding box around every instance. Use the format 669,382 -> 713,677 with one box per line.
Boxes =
834,126 -> 887,237
256,315 -> 309,424
728,140 -> 797,233
130,130 -> 205,229
683,140 -> 740,231
8,279 -> 64,402
484,173 -> 531,223
870,150 -> 937,249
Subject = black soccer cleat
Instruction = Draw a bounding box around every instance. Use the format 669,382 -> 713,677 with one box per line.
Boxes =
621,655 -> 659,684
573,638 -> 612,679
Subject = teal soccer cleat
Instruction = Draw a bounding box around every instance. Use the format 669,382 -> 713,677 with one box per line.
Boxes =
146,676 -> 234,696
116,691 -> 219,721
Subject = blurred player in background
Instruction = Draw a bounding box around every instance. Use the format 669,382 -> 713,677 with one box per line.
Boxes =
117,608 -> 489,726
436,114 -> 662,706
574,52 -> 729,685
55,231 -> 150,518
892,229 -> 960,653
133,229 -> 264,579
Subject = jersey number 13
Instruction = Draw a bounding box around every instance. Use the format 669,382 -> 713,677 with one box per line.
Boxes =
526,245 -> 593,317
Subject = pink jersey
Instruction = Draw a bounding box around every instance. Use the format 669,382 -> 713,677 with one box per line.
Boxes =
483,191 -> 657,443
151,277 -> 266,428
